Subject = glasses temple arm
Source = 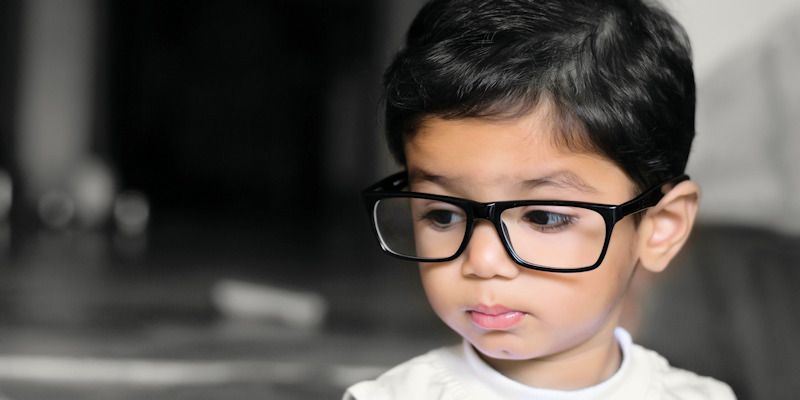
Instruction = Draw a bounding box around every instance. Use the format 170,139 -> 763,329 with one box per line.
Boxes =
616,174 -> 690,218
363,171 -> 408,193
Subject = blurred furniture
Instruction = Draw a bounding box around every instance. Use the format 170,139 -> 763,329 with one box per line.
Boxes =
638,225 -> 800,400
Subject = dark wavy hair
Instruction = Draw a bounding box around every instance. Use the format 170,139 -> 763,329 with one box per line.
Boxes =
383,0 -> 695,191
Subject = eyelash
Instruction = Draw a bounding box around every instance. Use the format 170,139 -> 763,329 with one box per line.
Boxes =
522,210 -> 576,232
418,208 -> 465,230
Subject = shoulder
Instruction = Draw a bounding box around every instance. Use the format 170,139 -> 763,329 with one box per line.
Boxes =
342,344 -> 482,400
631,344 -> 737,400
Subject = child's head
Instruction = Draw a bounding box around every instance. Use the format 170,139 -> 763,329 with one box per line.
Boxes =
383,0 -> 695,192
366,0 -> 699,386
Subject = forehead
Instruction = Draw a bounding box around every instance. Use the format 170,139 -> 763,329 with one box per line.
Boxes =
404,109 -> 635,201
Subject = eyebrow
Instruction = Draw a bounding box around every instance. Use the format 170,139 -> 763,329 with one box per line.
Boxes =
408,168 -> 599,194
408,169 -> 461,188
520,171 -> 599,194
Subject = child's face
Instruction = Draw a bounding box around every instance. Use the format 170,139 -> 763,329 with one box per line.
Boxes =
405,107 -> 642,363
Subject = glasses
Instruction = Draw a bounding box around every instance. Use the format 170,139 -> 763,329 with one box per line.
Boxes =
362,172 -> 689,273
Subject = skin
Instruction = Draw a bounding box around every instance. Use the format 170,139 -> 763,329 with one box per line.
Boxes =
404,105 -> 700,390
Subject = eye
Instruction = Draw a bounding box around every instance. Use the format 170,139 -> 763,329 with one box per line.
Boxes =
522,210 -> 574,231
420,209 -> 465,229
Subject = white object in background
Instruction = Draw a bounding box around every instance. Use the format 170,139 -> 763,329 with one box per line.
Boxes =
16,0 -> 96,200
212,279 -> 327,330
38,191 -> 75,229
113,190 -> 150,236
69,157 -> 116,228
668,0 -> 800,81
688,11 -> 800,234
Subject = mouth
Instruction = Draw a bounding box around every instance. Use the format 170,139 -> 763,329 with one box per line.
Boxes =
467,304 -> 525,330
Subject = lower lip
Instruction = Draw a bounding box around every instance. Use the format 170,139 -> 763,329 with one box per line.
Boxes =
469,310 -> 525,330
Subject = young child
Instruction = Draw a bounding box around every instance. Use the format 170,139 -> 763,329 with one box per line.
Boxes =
347,0 -> 736,398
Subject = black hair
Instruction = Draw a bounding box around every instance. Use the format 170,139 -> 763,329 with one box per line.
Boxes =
383,0 -> 695,191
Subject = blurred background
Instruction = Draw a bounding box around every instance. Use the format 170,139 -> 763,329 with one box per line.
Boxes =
0,0 -> 796,399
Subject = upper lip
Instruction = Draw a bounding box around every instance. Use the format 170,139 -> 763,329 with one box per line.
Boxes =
468,304 -> 520,315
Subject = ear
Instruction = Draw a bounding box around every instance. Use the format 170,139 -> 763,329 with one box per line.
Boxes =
637,180 -> 700,273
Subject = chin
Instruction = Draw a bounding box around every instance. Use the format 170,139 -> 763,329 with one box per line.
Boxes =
470,335 -> 536,361
483,349 -> 528,360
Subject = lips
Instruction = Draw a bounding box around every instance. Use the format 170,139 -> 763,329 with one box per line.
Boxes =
467,304 -> 525,330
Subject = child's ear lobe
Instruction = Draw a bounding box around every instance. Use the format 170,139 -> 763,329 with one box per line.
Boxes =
637,180 -> 700,273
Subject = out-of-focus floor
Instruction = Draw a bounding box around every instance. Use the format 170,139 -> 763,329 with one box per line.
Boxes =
0,218 -> 454,399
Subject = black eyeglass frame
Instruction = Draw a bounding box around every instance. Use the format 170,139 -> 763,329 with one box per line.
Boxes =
362,171 -> 690,273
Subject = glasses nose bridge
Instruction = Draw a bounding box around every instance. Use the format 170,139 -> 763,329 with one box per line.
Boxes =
469,201 -> 501,224
465,201 -> 514,259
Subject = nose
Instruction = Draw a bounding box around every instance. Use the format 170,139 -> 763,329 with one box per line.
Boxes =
461,220 -> 520,279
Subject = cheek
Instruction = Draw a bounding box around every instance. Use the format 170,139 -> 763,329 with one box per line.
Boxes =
605,220 -> 641,274
418,263 -> 459,315
580,222 -> 640,306
537,226 -> 640,323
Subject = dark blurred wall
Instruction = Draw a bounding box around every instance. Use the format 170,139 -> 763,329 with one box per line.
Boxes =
104,1 -> 375,224
0,1 -> 21,174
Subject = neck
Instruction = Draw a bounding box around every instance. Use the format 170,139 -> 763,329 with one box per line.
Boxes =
479,325 -> 623,390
